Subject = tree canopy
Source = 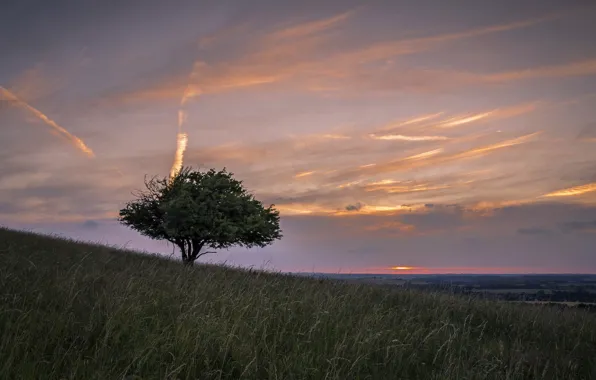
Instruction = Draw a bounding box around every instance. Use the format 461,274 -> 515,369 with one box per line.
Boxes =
118,167 -> 282,265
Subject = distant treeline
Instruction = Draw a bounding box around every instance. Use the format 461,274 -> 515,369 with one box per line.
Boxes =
401,282 -> 596,310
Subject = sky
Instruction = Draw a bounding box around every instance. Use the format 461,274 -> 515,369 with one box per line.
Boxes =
1,0 -> 596,274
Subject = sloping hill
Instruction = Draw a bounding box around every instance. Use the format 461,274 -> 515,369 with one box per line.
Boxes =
1,227 -> 595,379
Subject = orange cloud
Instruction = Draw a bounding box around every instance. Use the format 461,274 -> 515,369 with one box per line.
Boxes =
274,201 -> 425,217
374,103 -> 537,139
436,103 -> 539,128
331,16 -> 553,66
541,183 -> 596,198
107,13 -> 558,105
364,181 -> 450,194
438,112 -> 494,128
447,132 -> 541,161
404,149 -> 444,160
333,132 -> 541,180
295,171 -> 315,178
320,134 -> 351,139
378,112 -> 445,131
369,133 -> 449,141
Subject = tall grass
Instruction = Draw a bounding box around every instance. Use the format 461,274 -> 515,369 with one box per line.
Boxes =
1,227 -> 595,379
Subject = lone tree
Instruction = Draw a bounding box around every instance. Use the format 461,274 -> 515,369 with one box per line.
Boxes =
118,167 -> 282,266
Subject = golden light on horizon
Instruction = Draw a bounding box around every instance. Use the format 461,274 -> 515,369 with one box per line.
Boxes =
390,266 -> 415,270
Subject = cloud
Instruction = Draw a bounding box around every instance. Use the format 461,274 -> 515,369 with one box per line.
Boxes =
103,12 -> 562,104
432,103 -> 539,129
517,227 -> 553,235
485,59 -> 596,82
378,112 -> 445,131
363,220 -> 416,234
328,132 -> 542,182
269,11 -> 354,40
5,64 -> 65,103
345,202 -> 363,211
559,220 -> 596,233
577,123 -> 596,142
295,171 -> 315,178
0,161 -> 131,224
82,220 -> 100,229
329,15 -> 555,66
369,134 -> 449,141
542,182 -> 596,198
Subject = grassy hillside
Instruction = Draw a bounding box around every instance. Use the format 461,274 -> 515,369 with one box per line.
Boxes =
1,227 -> 595,380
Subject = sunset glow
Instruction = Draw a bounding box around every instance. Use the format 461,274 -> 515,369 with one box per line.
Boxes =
542,183 -> 596,198
2,1 -> 596,274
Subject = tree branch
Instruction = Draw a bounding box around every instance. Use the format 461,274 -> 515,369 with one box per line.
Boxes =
195,250 -> 215,260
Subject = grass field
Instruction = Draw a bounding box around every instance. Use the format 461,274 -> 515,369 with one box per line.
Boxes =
1,227 -> 596,379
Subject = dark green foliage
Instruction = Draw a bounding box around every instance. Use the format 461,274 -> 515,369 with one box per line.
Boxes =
1,228 -> 596,379
118,167 -> 282,265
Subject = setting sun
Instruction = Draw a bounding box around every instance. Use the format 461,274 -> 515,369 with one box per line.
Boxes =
390,266 -> 415,271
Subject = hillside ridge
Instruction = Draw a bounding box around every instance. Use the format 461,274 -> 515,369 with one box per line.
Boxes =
1,227 -> 595,379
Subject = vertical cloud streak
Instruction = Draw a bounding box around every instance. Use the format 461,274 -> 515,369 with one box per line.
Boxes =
170,61 -> 204,179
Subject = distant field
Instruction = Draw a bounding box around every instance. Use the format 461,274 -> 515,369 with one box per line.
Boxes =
1,227 -> 596,379
471,289 -> 552,294
513,301 -> 596,306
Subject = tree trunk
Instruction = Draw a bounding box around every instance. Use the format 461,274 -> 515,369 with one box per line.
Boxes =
176,240 -> 191,266
175,239 -> 204,267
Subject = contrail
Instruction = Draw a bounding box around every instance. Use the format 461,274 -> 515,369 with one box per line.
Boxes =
1,86 -> 95,157
169,132 -> 188,179
170,62 -> 204,179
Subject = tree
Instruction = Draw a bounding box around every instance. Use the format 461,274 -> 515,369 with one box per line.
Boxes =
118,167 -> 282,266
